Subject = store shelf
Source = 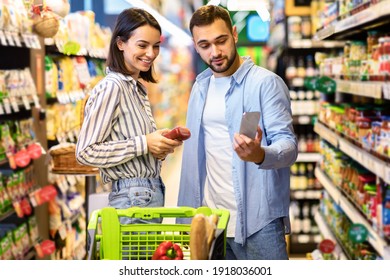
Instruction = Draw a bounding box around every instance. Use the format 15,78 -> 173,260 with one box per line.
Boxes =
314,121 -> 390,184
313,121 -> 339,148
314,0 -> 390,40
297,153 -> 321,162
314,210 -> 348,260
288,39 -> 346,49
0,209 -> 15,222
0,31 -> 41,49
335,79 -> 389,100
291,189 -> 322,200
290,233 -> 322,244
289,233 -> 321,255
292,115 -> 316,125
51,169 -> 99,176
315,167 -> 390,259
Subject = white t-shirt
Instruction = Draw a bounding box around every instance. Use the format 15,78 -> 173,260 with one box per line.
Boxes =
202,75 -> 237,237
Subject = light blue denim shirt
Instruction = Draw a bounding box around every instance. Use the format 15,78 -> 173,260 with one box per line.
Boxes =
177,57 -> 298,245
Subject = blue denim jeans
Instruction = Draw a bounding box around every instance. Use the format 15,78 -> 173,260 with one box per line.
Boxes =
108,177 -> 165,259
108,177 -> 165,224
225,217 -> 289,260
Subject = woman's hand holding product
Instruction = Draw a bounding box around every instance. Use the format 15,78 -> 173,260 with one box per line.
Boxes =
146,129 -> 183,160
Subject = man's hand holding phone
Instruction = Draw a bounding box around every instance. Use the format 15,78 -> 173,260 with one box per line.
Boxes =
239,112 -> 260,139
234,112 -> 264,164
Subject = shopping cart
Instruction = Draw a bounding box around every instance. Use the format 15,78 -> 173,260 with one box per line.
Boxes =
87,206 -> 230,260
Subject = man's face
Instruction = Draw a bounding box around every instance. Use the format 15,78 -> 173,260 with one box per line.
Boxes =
192,19 -> 238,77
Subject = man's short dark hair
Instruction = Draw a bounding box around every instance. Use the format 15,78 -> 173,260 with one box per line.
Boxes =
189,5 -> 233,35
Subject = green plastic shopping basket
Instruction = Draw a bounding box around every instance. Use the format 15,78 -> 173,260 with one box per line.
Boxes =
87,206 -> 230,260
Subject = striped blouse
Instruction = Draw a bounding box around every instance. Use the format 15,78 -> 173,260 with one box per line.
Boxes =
76,69 -> 160,184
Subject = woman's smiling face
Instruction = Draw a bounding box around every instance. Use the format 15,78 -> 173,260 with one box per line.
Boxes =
117,24 -> 161,80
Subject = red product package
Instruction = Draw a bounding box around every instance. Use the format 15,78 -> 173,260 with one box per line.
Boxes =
163,126 -> 191,141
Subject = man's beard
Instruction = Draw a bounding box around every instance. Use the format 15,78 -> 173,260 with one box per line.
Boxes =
207,50 -> 237,74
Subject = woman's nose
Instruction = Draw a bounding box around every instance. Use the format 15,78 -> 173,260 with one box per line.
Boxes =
146,46 -> 157,58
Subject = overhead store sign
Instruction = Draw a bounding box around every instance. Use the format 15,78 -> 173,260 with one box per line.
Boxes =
226,0 -> 270,21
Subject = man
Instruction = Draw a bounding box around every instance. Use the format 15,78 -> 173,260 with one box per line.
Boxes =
177,5 -> 298,260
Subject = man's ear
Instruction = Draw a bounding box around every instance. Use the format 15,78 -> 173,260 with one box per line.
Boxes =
232,26 -> 238,43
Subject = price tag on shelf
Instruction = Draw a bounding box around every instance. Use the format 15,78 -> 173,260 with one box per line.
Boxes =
58,223 -> 67,240
292,78 -> 304,87
22,95 -> 31,110
364,147 -> 387,183
373,159 -> 385,182
301,39 -> 312,48
21,34 -> 31,48
10,96 -> 19,113
297,234 -> 310,243
68,91 -> 77,103
32,94 -> 40,108
298,115 -> 311,124
384,165 -> 390,185
12,32 -> 22,47
3,98 -> 12,114
0,30 -> 8,46
31,34 -> 41,50
383,82 -> 390,100
4,30 -> 15,46
339,138 -> 357,160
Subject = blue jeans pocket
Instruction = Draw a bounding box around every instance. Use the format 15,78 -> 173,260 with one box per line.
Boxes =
108,182 -> 164,225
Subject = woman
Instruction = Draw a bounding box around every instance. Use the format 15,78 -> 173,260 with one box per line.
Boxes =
76,8 -> 182,223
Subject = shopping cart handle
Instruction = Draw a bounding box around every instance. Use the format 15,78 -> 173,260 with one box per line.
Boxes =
88,206 -> 230,230
115,206 -> 198,219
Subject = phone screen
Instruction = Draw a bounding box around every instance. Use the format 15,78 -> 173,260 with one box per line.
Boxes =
239,112 -> 260,139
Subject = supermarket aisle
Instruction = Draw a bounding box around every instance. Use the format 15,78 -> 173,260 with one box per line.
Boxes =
161,145 -> 183,207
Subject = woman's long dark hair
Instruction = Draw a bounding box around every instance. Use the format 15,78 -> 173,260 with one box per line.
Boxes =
106,8 -> 161,83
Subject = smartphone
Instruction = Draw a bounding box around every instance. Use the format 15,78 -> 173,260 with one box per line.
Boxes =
163,126 -> 191,141
239,112 -> 260,139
